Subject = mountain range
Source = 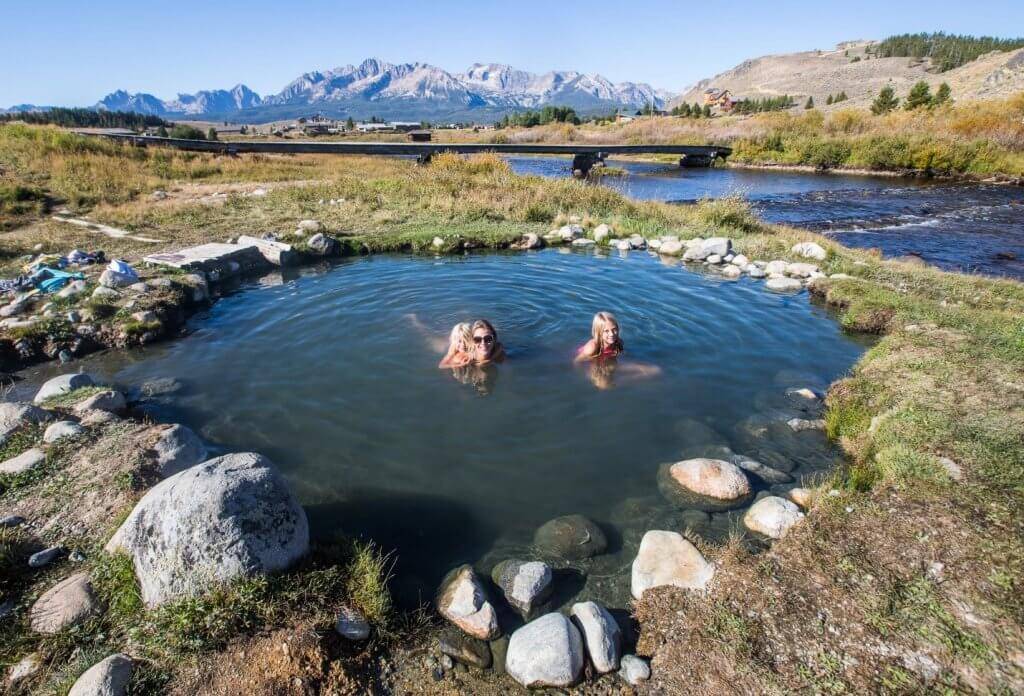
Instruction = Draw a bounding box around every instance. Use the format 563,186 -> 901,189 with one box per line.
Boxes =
3,59 -> 671,123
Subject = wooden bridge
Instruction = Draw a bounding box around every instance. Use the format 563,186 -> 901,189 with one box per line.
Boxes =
90,133 -> 732,177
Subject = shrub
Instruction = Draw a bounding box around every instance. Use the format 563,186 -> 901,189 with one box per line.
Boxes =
168,125 -> 206,140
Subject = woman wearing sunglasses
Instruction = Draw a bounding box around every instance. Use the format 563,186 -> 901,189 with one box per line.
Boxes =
468,319 -> 506,365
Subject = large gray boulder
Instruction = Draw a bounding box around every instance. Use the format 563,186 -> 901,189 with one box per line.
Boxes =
151,424 -> 208,477
506,613 -> 584,688
105,452 -> 309,607
0,402 -> 53,444
658,458 -> 752,511
533,514 -> 607,561
30,572 -> 102,633
68,653 -> 133,696
33,373 -> 95,404
631,530 -> 715,599
570,601 -> 621,673
436,564 -> 500,640
492,559 -> 553,618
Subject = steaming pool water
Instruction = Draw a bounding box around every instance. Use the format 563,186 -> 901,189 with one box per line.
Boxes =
19,249 -> 868,608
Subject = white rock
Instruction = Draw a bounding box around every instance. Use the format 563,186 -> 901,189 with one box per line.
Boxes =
732,254 -> 750,267
593,223 -> 612,242
658,240 -> 684,256
787,417 -> 825,432
34,373 -> 95,404
0,402 -> 53,443
660,458 -> 752,506
57,280 -> 88,298
571,238 -> 596,247
99,269 -> 137,289
0,448 -> 45,475
152,424 -> 208,478
706,254 -> 722,265
792,241 -> 827,261
432,236 -> 444,248
436,564 -> 500,640
701,237 -> 732,257
506,613 -> 584,688
297,219 -> 321,233
785,262 -> 820,278
492,560 -> 553,617
721,264 -> 742,278
631,530 -> 715,599
765,260 -> 788,275
30,572 -> 101,633
787,487 -> 815,509
744,496 -> 805,539
748,265 -> 766,278
612,239 -> 632,251
570,601 -> 621,673
619,654 -> 650,685
92,286 -> 121,300
766,277 -> 803,292
628,234 -> 646,250
105,452 -> 309,607
68,653 -> 133,696
558,224 -> 584,240
647,239 -> 662,250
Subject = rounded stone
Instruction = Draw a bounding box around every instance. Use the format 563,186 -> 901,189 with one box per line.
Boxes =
67,653 -> 133,696
151,424 -> 208,478
791,241 -> 827,261
30,572 -> 102,633
73,390 -> 126,415
44,420 -> 85,444
506,613 -> 584,688
619,654 -> 651,685
33,373 -> 95,405
569,601 -> 621,673
335,606 -> 370,640
743,496 -> 805,539
491,559 -> 553,618
658,459 -> 752,512
533,514 -> 607,561
766,277 -> 803,292
787,487 -> 815,509
631,530 -> 715,599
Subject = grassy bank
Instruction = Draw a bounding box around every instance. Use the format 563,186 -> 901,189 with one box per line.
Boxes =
442,93 -> 1024,179
0,125 -> 1022,692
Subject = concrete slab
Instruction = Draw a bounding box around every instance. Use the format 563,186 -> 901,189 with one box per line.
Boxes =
143,243 -> 268,276
236,235 -> 299,267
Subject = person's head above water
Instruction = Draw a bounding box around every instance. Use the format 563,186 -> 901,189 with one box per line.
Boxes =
448,322 -> 473,356
591,311 -> 623,354
470,319 -> 503,363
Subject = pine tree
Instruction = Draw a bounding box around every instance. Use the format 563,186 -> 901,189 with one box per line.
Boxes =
904,81 -> 933,110
871,86 -> 899,115
207,127 -> 218,141
836,91 -> 848,102
826,94 -> 833,105
680,103 -> 691,117
157,125 -> 168,138
346,117 -> 355,130
702,104 -> 712,117
933,82 -> 952,106
805,96 -> 815,109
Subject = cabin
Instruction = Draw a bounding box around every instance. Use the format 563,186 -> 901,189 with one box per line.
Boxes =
615,114 -> 635,123
703,89 -> 735,110
408,130 -> 432,142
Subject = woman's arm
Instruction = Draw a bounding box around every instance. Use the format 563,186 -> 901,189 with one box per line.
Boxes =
574,339 -> 598,362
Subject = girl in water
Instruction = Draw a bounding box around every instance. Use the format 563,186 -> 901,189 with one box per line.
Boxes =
438,322 -> 473,368
575,311 -> 624,362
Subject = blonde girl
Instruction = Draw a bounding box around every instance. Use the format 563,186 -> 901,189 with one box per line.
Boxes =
575,311 -> 624,362
439,322 -> 474,368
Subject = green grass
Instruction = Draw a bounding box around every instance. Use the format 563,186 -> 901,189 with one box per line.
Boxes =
40,385 -> 109,409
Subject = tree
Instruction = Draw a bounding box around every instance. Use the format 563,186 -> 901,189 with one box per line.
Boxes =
871,86 -> 899,115
157,125 -> 168,138
933,82 -> 952,106
702,104 -> 712,117
346,117 -> 355,130
207,127 -> 219,141
168,124 -> 206,140
836,91 -> 848,102
826,94 -> 833,105
904,81 -> 933,110
805,96 -> 815,109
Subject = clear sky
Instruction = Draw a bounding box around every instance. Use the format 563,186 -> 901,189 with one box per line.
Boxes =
3,0 -> 1023,106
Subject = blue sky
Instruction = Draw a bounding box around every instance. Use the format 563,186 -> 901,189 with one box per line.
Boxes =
2,0 -> 1022,106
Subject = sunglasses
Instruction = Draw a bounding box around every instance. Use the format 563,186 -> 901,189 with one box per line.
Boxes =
473,335 -> 495,345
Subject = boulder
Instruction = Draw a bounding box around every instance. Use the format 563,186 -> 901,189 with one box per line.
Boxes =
571,238 -> 596,247
612,239 -> 632,251
658,459 -> 752,511
506,613 -> 584,688
305,233 -> 338,256
558,224 -> 584,240
297,219 -> 321,233
57,280 -> 88,298
631,530 -> 715,599
80,410 -> 120,426
792,241 -> 827,261
335,606 -> 370,640
592,224 -> 612,243
743,496 -> 805,539
99,270 -> 137,289
30,572 -> 102,633
570,601 -> 621,673
91,286 -> 121,300
492,559 -> 553,618
436,564 -> 500,640
512,233 -> 543,250
748,265 -> 766,278
785,262 -> 819,278
732,254 -> 750,267
151,424 -> 208,478
34,373 -> 95,404
619,654 -> 651,686
67,653 -> 133,696
685,237 -> 731,261
0,448 -> 45,475
44,421 -> 85,443
105,452 -> 309,607
721,264 -> 742,278
766,277 -> 803,292
439,627 -> 492,668
533,514 -> 607,561
706,254 -> 722,265
658,240 -> 684,256
628,235 -> 646,250
0,402 -> 53,445
74,390 -> 126,415
130,311 -> 157,324
765,260 -> 788,275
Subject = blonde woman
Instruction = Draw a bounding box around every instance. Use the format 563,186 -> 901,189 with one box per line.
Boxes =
439,322 -> 474,368
575,311 -> 624,362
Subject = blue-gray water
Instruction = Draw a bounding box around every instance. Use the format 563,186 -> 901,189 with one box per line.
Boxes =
508,156 -> 1024,280
20,251 -> 865,607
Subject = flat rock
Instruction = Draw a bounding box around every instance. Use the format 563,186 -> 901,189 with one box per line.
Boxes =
80,410 -> 120,426
34,373 -> 95,404
766,277 -> 803,292
0,448 -> 45,475
0,402 -> 53,445
30,572 -> 102,633
105,452 -> 309,607
743,496 -> 805,539
658,459 -> 752,511
44,420 -> 85,443
506,613 -> 584,688
151,424 -> 207,478
335,606 -> 370,640
533,514 -> 607,561
68,653 -> 133,696
570,601 -> 621,673
74,390 -> 126,415
436,564 -> 500,640
297,219 -> 321,233
144,243 -> 267,275
438,627 -> 492,668
631,530 -> 715,599
619,654 -> 651,685
492,559 -> 553,618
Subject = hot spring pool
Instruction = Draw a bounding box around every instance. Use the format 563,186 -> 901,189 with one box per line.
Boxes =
19,248 -> 867,608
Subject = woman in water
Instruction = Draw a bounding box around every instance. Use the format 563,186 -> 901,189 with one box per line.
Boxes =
468,319 -> 506,365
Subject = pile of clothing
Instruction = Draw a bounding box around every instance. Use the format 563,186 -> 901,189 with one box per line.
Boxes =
1,249 -> 106,297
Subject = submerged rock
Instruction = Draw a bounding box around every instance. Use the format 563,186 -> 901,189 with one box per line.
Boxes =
743,496 -> 805,539
731,454 -> 793,485
436,564 -> 500,640
533,514 -> 607,561
67,653 -> 133,696
506,612 -> 584,688
30,572 -> 102,633
106,452 -> 309,607
631,530 -> 714,599
570,601 -> 621,673
491,559 -> 553,618
658,458 -> 752,511
33,373 -> 95,404
73,390 -> 126,415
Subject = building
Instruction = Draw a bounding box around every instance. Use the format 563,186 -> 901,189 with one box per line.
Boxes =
703,89 -> 735,110
356,122 -> 391,133
615,114 -> 635,123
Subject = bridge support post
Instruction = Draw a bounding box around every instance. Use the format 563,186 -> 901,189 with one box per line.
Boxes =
572,152 -> 606,178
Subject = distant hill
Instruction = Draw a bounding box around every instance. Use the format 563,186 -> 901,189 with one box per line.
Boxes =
673,39 -> 1024,110
8,58 -> 673,124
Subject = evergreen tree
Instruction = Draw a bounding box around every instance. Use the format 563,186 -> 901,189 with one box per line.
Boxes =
805,96 -> 815,109
702,104 -> 712,117
346,117 -> 355,130
679,103 -> 691,117
933,82 -> 952,106
207,127 -> 219,141
826,94 -> 833,105
871,86 -> 899,115
904,81 -> 933,110
157,125 -> 168,138
836,91 -> 848,102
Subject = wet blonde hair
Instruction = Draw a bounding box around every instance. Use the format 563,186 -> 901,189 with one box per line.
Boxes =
591,312 -> 623,353
448,322 -> 473,354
